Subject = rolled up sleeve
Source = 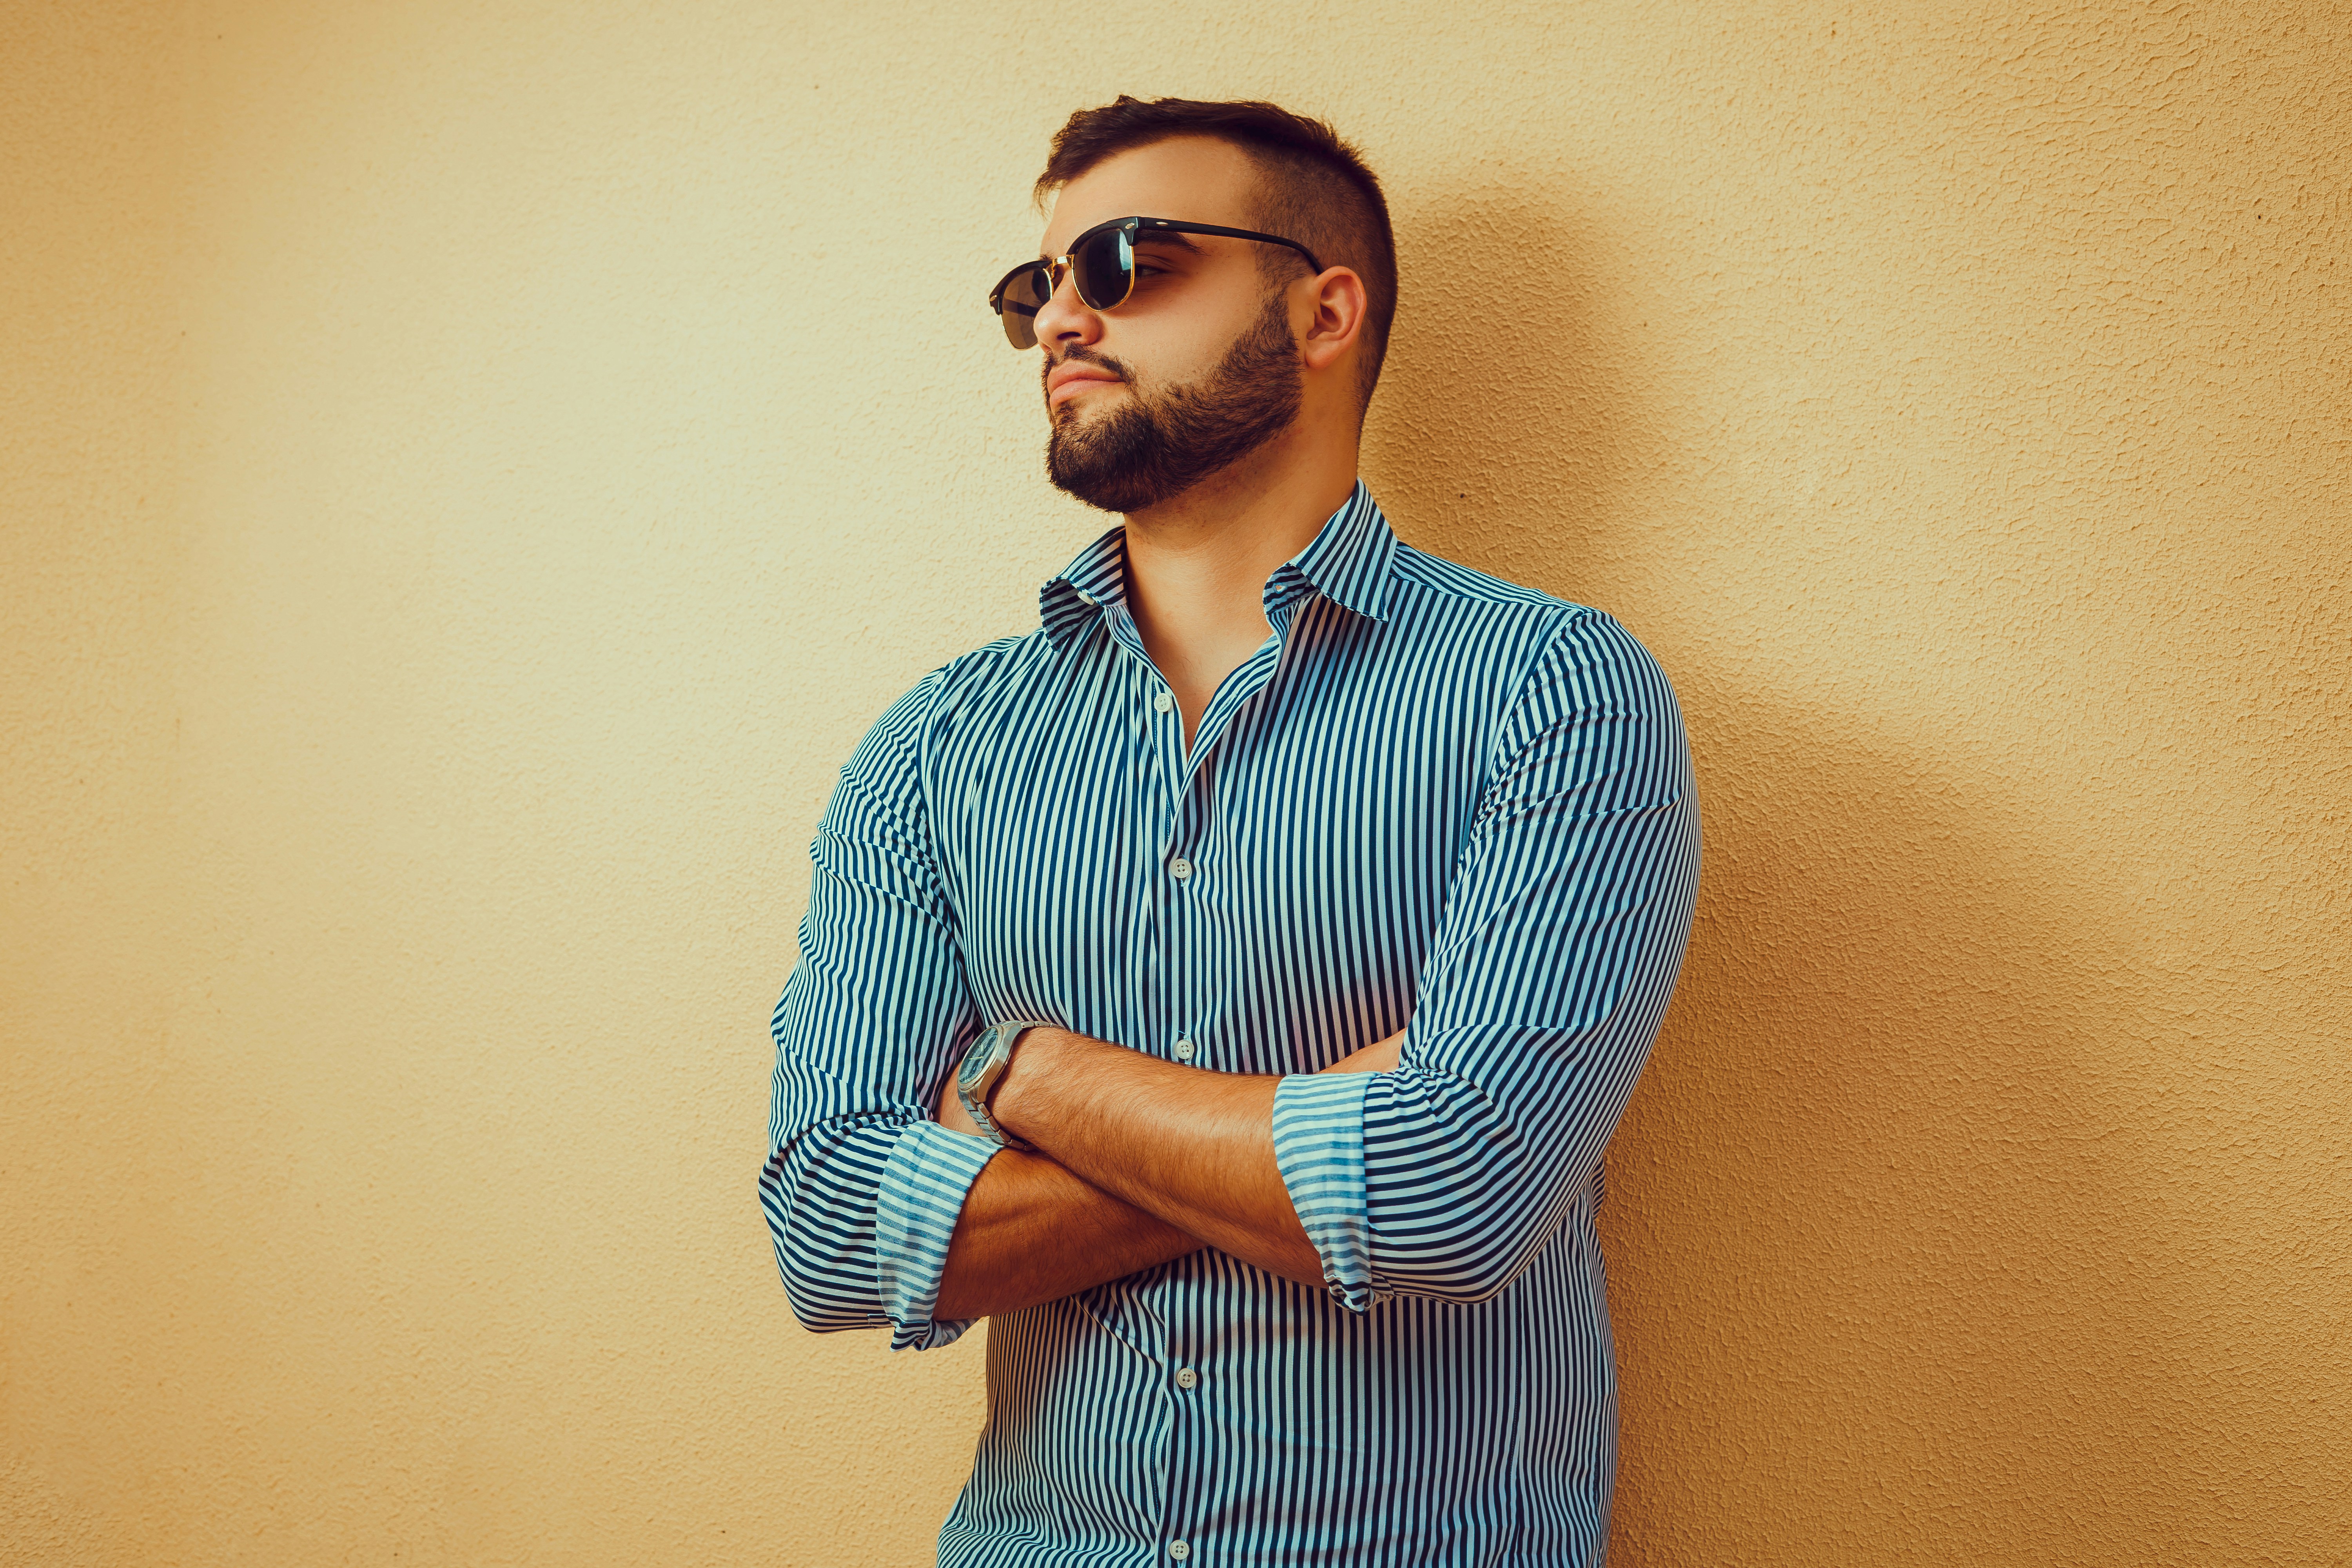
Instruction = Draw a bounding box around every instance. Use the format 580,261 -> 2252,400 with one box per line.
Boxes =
1272,611 -> 1701,1312
1271,1070 -> 1377,1309
757,670 -> 995,1351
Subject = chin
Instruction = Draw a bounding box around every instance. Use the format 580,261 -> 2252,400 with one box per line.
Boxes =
1050,390 -> 1125,424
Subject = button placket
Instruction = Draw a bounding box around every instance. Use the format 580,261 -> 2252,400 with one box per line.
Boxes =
1160,1288 -> 1205,1566
1161,735 -> 1226,1568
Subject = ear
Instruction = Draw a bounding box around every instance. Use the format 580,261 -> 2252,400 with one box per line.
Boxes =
1297,266 -> 1369,376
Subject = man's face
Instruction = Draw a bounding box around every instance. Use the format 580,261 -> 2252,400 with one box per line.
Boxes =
1031,137 -> 1307,514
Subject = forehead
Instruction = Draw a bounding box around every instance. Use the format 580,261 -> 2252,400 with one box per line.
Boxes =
1040,136 -> 1263,253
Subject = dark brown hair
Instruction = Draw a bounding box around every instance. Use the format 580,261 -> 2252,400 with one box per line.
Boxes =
1036,96 -> 1399,414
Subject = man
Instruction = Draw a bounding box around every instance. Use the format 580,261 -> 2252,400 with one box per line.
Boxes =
760,96 -> 1699,1566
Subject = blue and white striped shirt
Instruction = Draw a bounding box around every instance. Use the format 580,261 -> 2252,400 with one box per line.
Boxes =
761,483 -> 1699,1567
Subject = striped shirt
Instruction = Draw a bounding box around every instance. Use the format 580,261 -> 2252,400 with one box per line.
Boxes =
761,483 -> 1700,1567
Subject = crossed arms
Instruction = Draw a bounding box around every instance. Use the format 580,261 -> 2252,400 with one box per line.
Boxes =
930,1023 -> 1403,1319
759,612 -> 1700,1345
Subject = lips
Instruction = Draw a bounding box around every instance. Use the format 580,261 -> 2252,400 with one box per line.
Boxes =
1047,362 -> 1122,404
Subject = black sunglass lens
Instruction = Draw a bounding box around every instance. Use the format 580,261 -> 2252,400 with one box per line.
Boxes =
996,265 -> 1049,349
1072,225 -> 1133,311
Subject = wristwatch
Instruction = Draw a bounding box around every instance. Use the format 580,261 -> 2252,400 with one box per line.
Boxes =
955,1021 -> 1054,1150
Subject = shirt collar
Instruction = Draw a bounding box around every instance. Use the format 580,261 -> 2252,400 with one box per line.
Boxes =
1038,526 -> 1128,651
1038,481 -> 1397,652
1265,480 -> 1396,624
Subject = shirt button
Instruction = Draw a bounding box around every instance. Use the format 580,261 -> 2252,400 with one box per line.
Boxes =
1076,592 -> 1095,606
1153,690 -> 1174,713
1169,1544 -> 1190,1562
1169,857 -> 1192,880
1176,1367 -> 1198,1390
1174,1039 -> 1196,1062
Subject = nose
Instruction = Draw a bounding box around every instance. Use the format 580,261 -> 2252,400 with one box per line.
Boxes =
1029,263 -> 1101,353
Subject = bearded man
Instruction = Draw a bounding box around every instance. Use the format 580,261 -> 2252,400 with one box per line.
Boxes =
760,96 -> 1700,1567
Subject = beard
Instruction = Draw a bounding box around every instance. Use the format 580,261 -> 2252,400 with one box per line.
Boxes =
1044,288 -> 1304,514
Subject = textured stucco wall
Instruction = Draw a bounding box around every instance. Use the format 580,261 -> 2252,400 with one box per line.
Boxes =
4,2 -> 2346,1564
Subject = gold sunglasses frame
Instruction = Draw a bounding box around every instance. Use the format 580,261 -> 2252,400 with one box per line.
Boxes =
988,216 -> 1326,349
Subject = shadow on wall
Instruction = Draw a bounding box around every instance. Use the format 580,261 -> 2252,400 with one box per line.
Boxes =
1602,717 -> 2199,1564
1367,187 -> 1623,583
1367,183 -> 2203,1564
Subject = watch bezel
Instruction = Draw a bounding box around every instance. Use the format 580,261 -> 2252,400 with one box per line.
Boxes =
956,1038 -> 995,1094
956,1022 -> 1051,1151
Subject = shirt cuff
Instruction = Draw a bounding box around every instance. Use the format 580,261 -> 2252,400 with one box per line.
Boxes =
1272,1071 -> 1384,1313
873,1118 -> 999,1350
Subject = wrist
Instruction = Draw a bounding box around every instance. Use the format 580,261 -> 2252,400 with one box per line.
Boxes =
955,1020 -> 1058,1151
990,1025 -> 1072,1142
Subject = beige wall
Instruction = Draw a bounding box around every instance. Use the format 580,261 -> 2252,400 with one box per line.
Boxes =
5,2 -> 2346,1563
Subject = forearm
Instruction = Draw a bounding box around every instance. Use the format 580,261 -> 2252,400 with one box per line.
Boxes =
990,1029 -> 1326,1289
933,1148 -> 1202,1319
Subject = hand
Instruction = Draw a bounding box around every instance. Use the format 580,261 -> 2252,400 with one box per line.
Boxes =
938,1070 -> 984,1136
938,1019 -> 1407,1133
1321,1023 -> 1408,1075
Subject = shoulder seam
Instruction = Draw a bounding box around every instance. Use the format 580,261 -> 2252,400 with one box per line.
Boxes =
1388,543 -> 1590,615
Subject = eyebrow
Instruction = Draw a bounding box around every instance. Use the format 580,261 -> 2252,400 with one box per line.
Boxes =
1036,228 -> 1206,262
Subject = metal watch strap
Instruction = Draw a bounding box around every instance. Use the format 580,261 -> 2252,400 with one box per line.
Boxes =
961,1033 -> 1024,1151
960,1022 -> 1053,1151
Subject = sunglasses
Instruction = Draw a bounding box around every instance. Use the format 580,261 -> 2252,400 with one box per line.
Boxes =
988,216 -> 1325,350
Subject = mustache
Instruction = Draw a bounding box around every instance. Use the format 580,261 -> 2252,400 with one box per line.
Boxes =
1043,345 -> 1132,387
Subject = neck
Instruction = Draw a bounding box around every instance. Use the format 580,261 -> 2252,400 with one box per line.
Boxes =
1116,423 -> 1359,746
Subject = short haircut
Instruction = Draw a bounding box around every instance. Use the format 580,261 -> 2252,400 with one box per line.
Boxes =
1036,96 -> 1399,416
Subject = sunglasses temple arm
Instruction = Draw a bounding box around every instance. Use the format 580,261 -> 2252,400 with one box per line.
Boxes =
1147,221 -> 1325,274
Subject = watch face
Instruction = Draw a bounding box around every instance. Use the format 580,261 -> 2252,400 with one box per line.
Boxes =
957,1033 -> 994,1091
